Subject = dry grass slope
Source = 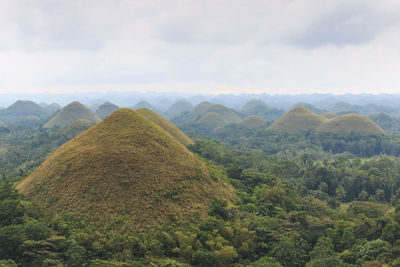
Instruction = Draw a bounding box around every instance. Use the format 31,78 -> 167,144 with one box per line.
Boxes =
44,102 -> 101,129
136,108 -> 193,145
239,115 -> 266,128
17,108 -> 234,232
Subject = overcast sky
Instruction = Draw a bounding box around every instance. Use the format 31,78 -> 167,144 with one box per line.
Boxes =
1,0 -> 400,95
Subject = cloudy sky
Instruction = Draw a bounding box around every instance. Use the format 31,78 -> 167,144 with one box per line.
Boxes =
1,0 -> 400,95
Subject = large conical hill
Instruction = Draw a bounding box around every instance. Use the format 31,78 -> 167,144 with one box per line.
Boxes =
268,106 -> 325,132
43,102 -> 101,129
17,108 -> 234,232
136,108 -> 193,145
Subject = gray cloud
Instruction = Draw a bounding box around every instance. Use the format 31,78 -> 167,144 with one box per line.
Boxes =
290,2 -> 400,48
0,0 -> 400,94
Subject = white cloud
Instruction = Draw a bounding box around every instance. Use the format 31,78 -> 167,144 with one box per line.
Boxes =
0,0 -> 399,94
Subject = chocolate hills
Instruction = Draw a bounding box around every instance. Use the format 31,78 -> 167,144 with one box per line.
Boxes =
17,109 -> 234,232
95,102 -> 119,119
0,100 -> 50,124
172,102 -> 241,131
43,102 -> 101,129
268,106 -> 386,135
239,115 -> 266,128
268,106 -> 325,132
136,108 -> 193,145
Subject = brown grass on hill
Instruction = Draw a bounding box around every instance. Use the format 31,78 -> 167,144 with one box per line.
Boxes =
17,108 -> 234,233
136,108 -> 193,145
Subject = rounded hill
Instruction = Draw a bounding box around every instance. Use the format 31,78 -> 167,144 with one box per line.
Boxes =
268,106 -> 325,133
268,106 -> 387,135
239,115 -> 266,128
318,114 -> 386,135
95,102 -> 119,119
17,108 -> 233,232
136,108 -> 193,145
0,100 -> 49,123
43,102 -> 101,129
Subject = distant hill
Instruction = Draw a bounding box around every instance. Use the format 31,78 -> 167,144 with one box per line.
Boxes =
0,100 -> 50,124
172,101 -> 241,132
330,102 -> 400,117
239,115 -> 266,128
163,100 -> 193,119
136,108 -> 193,145
43,102 -> 101,129
95,102 -> 119,119
17,108 -> 234,232
44,103 -> 62,114
240,100 -> 284,122
268,106 -> 386,135
369,113 -> 400,135
133,101 -> 160,113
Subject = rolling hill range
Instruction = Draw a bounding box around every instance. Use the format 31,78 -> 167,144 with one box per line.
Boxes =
17,108 -> 234,232
173,102 -> 241,131
95,102 -> 119,119
43,102 -> 101,129
0,100 -> 50,124
268,106 -> 386,135
240,99 -> 284,122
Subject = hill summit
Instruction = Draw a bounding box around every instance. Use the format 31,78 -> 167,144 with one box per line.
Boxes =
43,102 -> 101,129
18,109 -> 233,232
268,106 -> 386,135
95,102 -> 119,119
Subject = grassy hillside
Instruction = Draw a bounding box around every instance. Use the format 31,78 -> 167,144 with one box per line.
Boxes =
206,104 -> 241,123
43,102 -> 101,129
0,100 -> 50,123
197,112 -> 229,130
319,114 -> 387,135
44,103 -> 62,114
321,112 -> 337,119
17,108 -> 234,232
136,108 -> 193,145
192,101 -> 213,119
268,106 -> 326,132
268,106 -> 386,135
95,102 -> 119,119
239,115 -> 266,128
